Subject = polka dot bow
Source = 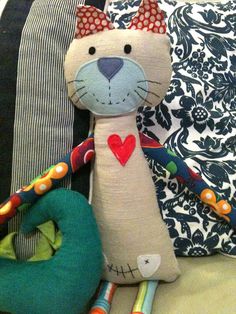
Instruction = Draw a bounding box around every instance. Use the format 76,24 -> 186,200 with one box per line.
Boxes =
75,0 -> 166,39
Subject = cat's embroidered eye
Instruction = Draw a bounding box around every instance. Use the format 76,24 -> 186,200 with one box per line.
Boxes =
124,44 -> 132,54
88,47 -> 96,55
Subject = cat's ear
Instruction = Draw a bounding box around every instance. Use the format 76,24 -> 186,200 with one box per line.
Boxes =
128,0 -> 166,34
75,5 -> 115,39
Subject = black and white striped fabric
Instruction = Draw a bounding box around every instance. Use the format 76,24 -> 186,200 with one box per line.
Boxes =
0,0 -> 35,241
0,0 -> 105,259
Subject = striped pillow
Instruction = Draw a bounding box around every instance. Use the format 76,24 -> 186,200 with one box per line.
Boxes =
0,0 -> 105,258
0,0 -> 34,240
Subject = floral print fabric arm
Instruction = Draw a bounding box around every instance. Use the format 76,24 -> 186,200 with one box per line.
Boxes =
0,135 -> 95,224
140,132 -> 236,228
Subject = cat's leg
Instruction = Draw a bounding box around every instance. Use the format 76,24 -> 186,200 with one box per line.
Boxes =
90,281 -> 117,314
131,280 -> 158,314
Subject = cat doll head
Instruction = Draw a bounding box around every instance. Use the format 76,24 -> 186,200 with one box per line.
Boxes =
64,0 -> 172,117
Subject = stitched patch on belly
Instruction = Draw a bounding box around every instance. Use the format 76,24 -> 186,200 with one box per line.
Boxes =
137,254 -> 161,278
107,134 -> 136,166
107,263 -> 139,279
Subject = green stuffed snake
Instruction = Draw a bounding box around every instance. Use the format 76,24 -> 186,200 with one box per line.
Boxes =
0,189 -> 103,314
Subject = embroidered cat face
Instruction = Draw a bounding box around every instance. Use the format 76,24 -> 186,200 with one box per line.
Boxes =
64,0 -> 172,116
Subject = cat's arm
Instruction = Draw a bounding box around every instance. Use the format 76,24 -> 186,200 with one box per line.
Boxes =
0,134 -> 95,224
140,132 -> 236,228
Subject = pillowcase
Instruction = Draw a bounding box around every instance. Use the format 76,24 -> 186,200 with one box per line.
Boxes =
0,0 -> 34,241
108,0 -> 236,257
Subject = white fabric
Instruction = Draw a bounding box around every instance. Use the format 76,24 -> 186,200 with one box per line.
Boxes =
0,0 -> 8,19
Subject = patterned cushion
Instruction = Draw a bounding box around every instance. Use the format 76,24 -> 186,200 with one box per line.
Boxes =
108,0 -> 236,257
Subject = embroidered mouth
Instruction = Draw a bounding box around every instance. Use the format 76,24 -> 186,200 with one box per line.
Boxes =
107,263 -> 139,279
92,91 -> 131,106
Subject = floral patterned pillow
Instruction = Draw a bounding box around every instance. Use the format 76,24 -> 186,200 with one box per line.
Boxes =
108,0 -> 236,257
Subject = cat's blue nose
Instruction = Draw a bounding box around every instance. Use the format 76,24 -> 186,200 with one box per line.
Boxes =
97,57 -> 124,81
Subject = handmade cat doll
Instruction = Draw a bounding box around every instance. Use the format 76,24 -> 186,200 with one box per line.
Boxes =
0,1 -> 236,313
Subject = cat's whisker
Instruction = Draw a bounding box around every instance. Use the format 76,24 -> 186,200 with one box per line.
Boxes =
75,92 -> 88,104
137,80 -> 161,85
137,86 -> 160,98
67,79 -> 85,85
71,86 -> 86,98
135,90 -> 153,106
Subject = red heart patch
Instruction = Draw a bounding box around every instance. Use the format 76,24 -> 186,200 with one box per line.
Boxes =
107,134 -> 136,166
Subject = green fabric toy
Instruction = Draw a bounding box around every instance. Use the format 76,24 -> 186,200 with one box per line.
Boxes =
0,188 -> 103,314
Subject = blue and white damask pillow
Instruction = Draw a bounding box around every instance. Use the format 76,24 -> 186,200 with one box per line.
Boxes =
108,0 -> 236,257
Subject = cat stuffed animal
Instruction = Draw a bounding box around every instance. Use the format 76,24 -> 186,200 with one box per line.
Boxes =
0,0 -> 236,313
65,2 -> 181,312
64,1 -> 236,313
